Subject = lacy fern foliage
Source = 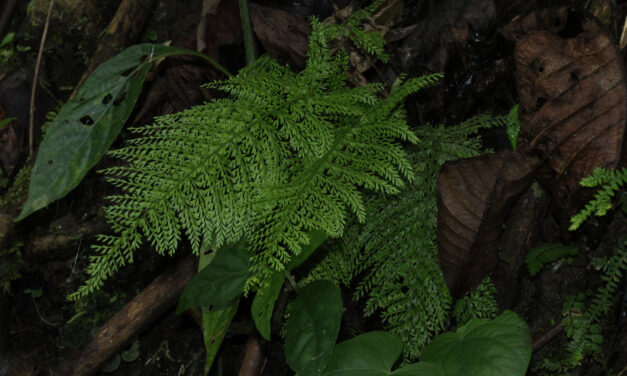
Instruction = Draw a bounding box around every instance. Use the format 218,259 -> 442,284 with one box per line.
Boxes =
570,167 -> 627,230
453,277 -> 498,326
536,166 -> 627,374
305,112 -> 507,360
71,19 -> 441,299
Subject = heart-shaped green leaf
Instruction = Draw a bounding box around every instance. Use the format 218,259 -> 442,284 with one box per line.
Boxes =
420,310 -> 531,376
285,280 -> 342,376
323,331 -> 402,376
176,240 -> 250,314
252,230 -> 328,340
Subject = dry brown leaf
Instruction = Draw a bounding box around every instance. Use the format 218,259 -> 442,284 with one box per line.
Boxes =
513,11 -> 626,232
249,4 -> 311,69
437,151 -> 539,299
437,7 -> 626,298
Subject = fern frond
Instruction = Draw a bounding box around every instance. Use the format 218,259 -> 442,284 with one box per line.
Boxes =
71,19 -> 440,299
569,167 -> 627,230
323,0 -> 389,62
453,277 -> 498,325
304,112 -> 503,360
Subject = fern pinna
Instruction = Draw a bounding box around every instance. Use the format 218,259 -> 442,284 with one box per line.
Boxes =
70,19 -> 441,300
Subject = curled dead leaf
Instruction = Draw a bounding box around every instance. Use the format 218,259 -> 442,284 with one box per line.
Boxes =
437,151 -> 539,299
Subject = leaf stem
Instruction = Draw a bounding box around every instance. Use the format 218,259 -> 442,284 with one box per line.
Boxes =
239,0 -> 255,65
284,271 -> 298,291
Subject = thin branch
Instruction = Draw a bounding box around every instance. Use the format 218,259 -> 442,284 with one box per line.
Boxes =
29,0 -> 55,156
532,324 -> 564,352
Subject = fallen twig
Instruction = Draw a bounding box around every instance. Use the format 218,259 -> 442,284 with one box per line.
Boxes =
532,324 -> 564,352
52,255 -> 196,376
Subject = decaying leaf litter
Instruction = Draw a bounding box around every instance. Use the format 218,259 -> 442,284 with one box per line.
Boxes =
0,0 -> 626,375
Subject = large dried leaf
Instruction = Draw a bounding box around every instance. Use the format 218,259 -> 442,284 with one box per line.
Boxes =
250,4 -> 310,69
437,7 -> 626,298
512,10 -> 626,231
437,151 -> 539,298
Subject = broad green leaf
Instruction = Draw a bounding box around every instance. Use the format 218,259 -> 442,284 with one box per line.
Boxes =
391,362 -> 447,376
286,280 -> 342,376
322,331 -> 402,376
176,240 -> 249,314
16,44 -> 224,221
251,230 -> 328,340
525,243 -> 578,276
420,310 -> 531,376
202,298 -> 239,375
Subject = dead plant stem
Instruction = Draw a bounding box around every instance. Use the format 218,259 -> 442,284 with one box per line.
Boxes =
29,0 -> 55,156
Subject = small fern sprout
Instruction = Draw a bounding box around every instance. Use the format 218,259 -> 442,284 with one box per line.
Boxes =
569,167 -> 627,231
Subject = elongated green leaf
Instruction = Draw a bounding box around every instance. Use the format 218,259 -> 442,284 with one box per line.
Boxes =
202,298 -> 239,375
251,271 -> 284,340
176,240 -> 250,314
252,230 -> 328,340
16,44 -> 219,221
286,280 -> 342,376
323,331 -> 402,376
420,310 -> 531,376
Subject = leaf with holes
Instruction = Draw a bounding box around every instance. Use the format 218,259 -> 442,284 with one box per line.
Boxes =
285,280 -> 342,376
504,6 -> 627,232
17,44 -> 207,221
252,230 -> 328,340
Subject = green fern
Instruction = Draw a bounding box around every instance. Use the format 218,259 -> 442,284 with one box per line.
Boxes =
569,167 -> 627,230
70,16 -> 441,299
304,111 -> 508,360
453,277 -> 499,325
324,0 -> 389,62
536,240 -> 627,374
536,167 -> 627,373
